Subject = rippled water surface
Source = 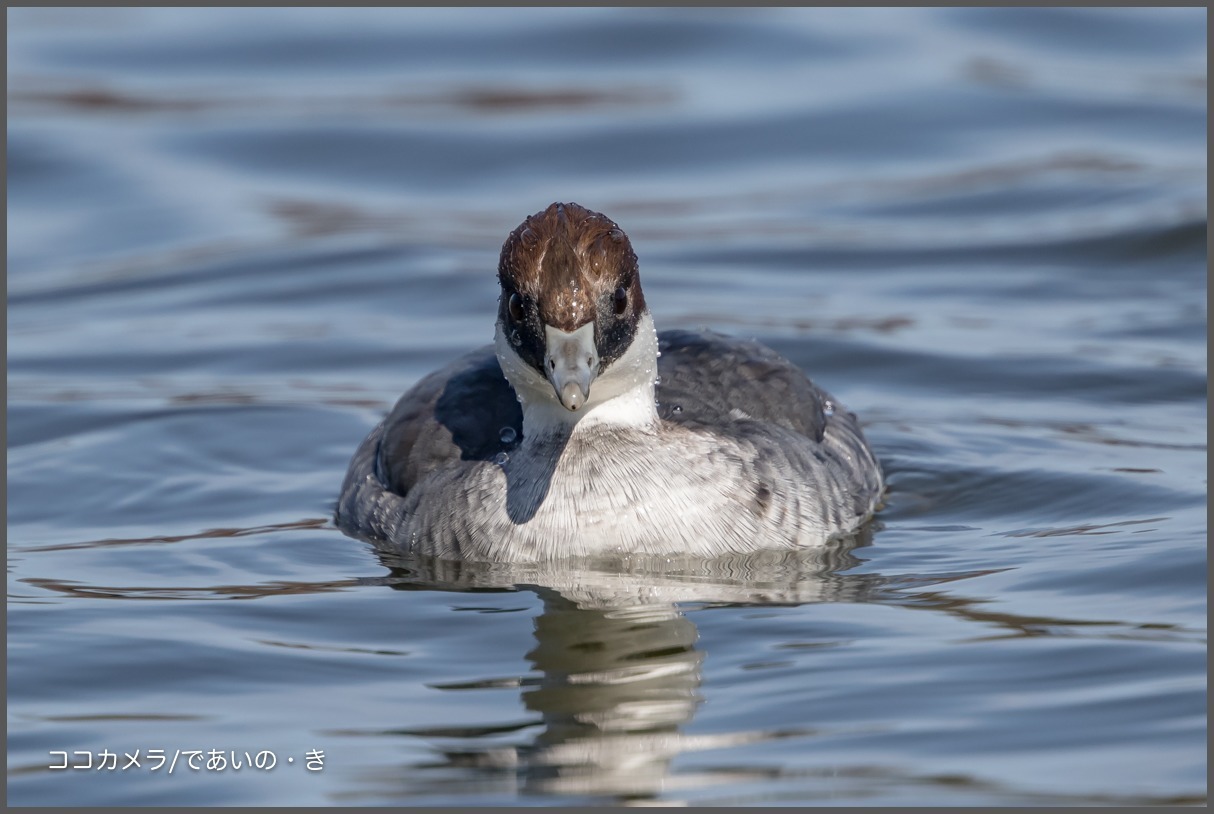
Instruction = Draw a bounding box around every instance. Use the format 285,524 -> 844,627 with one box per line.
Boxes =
8,8 -> 1207,806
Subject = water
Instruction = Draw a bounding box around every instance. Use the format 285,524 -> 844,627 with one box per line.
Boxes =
7,8 -> 1206,806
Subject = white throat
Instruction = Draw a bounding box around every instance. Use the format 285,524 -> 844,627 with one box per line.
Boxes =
495,310 -> 660,440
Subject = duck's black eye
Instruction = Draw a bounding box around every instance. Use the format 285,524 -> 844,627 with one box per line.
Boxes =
508,292 -> 524,323
613,285 -> 628,315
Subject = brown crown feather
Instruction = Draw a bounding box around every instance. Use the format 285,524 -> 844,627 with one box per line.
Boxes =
498,202 -> 641,332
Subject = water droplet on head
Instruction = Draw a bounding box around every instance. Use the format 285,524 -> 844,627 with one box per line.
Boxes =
493,451 -> 510,466
823,399 -> 835,417
656,350 -> 662,358
499,426 -> 517,445
510,329 -> 521,345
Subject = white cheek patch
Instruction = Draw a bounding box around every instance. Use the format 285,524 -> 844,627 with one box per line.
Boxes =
590,311 -> 659,403
495,322 -> 552,404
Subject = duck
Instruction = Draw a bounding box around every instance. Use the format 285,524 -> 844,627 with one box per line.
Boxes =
336,202 -> 883,561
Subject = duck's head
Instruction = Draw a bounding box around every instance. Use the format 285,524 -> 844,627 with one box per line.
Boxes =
494,203 -> 658,428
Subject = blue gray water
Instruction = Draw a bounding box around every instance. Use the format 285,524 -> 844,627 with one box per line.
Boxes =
7,8 -> 1206,806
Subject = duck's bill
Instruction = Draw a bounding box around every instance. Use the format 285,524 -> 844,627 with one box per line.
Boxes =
544,321 -> 599,411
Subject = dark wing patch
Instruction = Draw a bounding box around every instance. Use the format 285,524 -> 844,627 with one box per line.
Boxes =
377,346 -> 522,496
656,329 -> 828,443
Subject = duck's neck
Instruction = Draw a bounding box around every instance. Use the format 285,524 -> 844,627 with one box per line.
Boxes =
520,378 -> 658,442
496,312 -> 660,444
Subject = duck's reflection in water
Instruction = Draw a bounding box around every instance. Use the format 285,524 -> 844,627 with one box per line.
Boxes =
365,529 -> 886,802
518,597 -> 703,798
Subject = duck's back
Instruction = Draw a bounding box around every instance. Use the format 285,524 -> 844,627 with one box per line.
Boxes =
654,329 -> 829,440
